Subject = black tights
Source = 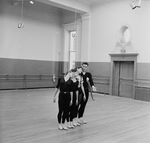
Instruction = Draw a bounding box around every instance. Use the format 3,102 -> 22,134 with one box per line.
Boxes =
69,91 -> 77,121
57,93 -> 70,124
78,89 -> 89,118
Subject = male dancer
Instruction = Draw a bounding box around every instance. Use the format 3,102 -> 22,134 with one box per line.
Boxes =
78,62 -> 96,124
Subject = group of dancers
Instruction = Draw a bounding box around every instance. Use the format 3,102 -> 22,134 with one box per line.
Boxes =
53,62 -> 96,130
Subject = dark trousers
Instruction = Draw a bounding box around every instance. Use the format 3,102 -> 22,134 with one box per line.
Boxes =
78,88 -> 89,118
57,92 -> 70,124
69,91 -> 78,121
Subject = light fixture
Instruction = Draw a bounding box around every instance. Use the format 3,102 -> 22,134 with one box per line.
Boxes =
13,1 -> 19,6
18,23 -> 24,28
9,0 -> 20,6
130,0 -> 142,10
30,1 -> 34,4
18,0 -> 24,28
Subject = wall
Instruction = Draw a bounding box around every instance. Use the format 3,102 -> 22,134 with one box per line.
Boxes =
0,0 -> 62,61
0,0 -> 82,89
89,0 -> 150,80
90,0 -> 150,63
1,0 -> 150,91
0,0 -> 64,89
0,0 -> 62,76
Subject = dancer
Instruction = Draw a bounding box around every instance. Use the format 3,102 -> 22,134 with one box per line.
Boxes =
73,67 -> 86,125
71,67 -> 86,127
53,71 -> 73,130
68,68 -> 79,128
78,62 -> 96,124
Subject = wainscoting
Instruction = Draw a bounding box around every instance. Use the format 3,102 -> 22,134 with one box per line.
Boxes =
93,76 -> 109,95
0,74 -> 55,90
0,74 -> 109,92
134,80 -> 150,101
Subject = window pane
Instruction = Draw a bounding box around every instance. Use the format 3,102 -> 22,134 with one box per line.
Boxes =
70,31 -> 76,51
69,52 -> 75,70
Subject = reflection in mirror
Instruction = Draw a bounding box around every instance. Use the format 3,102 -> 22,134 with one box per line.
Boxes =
119,26 -> 131,43
123,28 -> 130,43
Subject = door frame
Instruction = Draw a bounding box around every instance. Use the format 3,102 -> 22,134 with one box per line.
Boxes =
109,53 -> 138,99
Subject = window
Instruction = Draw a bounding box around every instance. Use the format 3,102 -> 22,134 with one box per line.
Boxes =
69,31 -> 76,70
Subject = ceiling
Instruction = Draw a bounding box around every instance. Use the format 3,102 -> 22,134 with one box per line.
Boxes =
73,0 -> 117,5
13,0 -> 118,12
33,0 -> 117,13
14,0 -> 146,14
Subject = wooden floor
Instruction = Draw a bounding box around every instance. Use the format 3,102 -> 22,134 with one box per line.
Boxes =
0,88 -> 150,143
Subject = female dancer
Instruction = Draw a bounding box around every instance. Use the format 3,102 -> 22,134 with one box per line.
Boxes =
68,68 -> 79,128
68,67 -> 86,127
53,71 -> 73,130
74,67 -> 86,126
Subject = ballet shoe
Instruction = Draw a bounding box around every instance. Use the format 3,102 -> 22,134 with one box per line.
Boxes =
68,125 -> 72,128
62,124 -> 68,130
58,124 -> 63,130
76,122 -> 80,126
82,120 -> 87,124
70,124 -> 74,128
78,119 -> 83,125
70,122 -> 74,128
78,118 -> 87,124
63,126 -> 68,130
67,122 -> 72,128
73,122 -> 77,127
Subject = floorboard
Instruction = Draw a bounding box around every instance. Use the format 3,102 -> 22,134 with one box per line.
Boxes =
0,88 -> 150,143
